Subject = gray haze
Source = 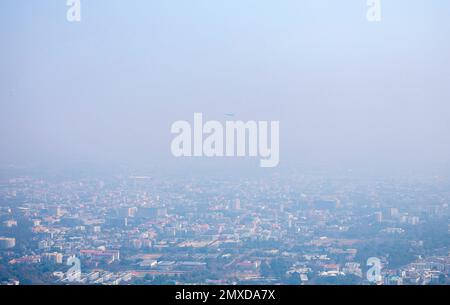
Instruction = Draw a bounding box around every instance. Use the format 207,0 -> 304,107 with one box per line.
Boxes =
1,1 -> 450,173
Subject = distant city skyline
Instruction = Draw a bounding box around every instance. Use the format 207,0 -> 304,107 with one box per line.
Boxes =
1,170 -> 449,285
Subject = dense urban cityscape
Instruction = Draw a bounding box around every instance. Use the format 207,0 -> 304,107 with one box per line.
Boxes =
1,1 -> 449,299
0,168 -> 449,285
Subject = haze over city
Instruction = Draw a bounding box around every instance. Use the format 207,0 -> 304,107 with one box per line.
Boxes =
1,0 -> 450,174
0,0 -> 449,288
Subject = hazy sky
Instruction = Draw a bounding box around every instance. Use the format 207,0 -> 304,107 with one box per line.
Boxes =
1,1 -> 449,173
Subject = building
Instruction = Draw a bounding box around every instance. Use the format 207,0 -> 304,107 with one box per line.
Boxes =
3,220 -> 17,228
51,206 -> 64,217
117,207 -> 137,218
80,249 -> 120,263
408,216 -> 420,225
0,237 -> 16,249
42,252 -> 63,264
235,198 -> 241,210
157,207 -> 168,217
374,212 -> 383,223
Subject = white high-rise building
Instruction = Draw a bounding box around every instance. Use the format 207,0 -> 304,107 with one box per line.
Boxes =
390,208 -> 399,218
235,198 -> 241,210
374,212 -> 383,223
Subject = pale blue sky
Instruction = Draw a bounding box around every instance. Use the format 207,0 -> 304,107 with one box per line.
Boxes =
1,1 -> 449,173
